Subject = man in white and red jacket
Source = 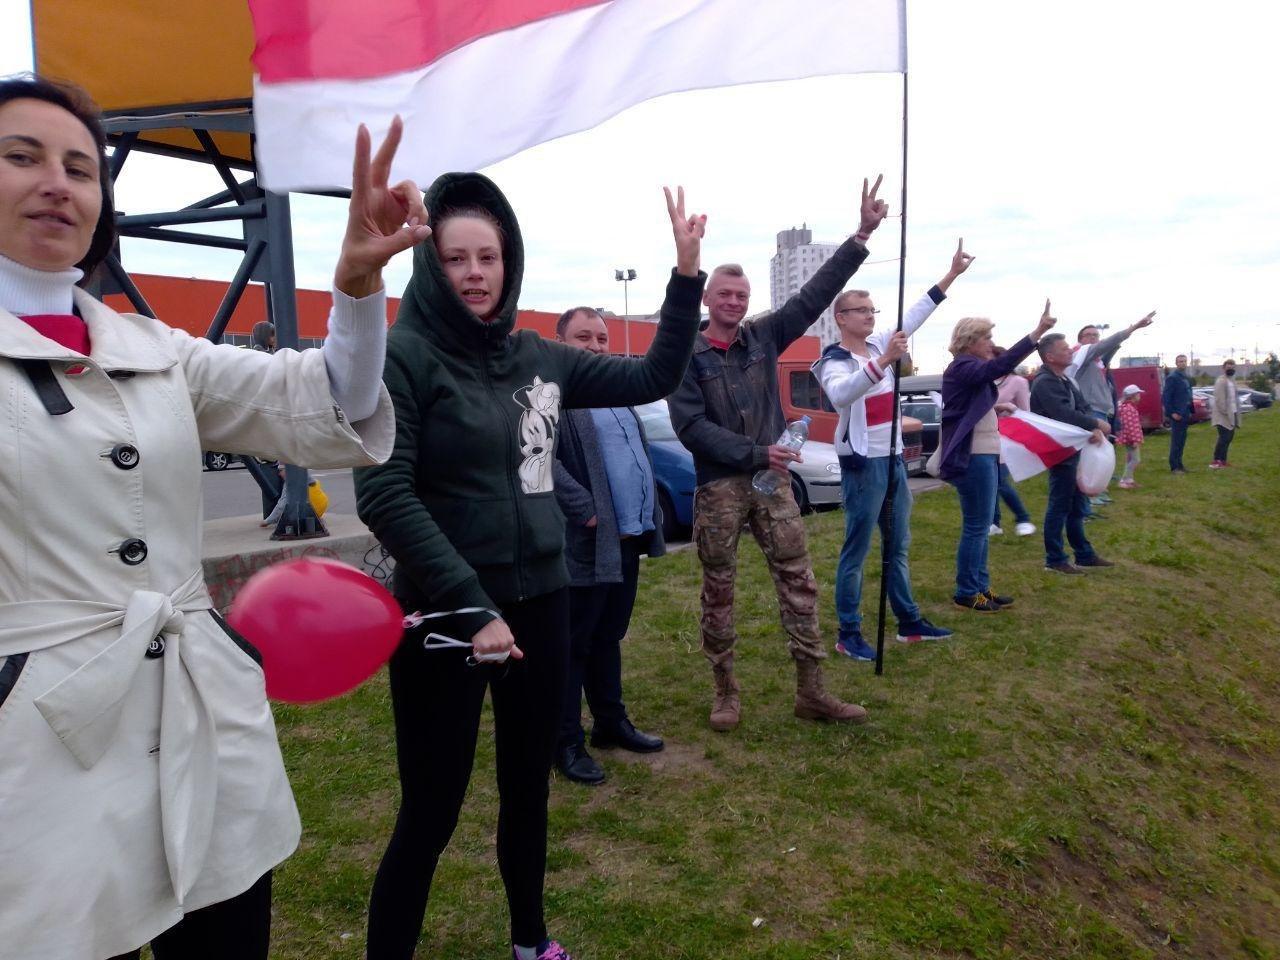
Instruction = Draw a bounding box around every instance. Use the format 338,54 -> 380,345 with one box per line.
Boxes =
812,241 -> 973,659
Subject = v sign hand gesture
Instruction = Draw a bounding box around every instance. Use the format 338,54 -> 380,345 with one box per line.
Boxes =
856,174 -> 889,241
664,186 -> 707,278
334,116 -> 432,299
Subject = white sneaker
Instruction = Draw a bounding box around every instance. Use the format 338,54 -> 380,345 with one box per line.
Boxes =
1015,521 -> 1036,536
988,524 -> 1003,536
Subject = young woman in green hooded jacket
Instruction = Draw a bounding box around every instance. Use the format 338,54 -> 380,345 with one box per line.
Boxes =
355,176 -> 706,960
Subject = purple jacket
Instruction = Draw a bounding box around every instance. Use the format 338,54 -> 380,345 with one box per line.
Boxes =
938,335 -> 1037,480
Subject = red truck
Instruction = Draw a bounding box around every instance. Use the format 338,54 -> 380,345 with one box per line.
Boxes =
777,359 -> 925,473
1110,364 -> 1209,427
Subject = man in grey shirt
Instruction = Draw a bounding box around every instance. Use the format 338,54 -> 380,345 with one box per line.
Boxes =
1066,311 -> 1156,420
1066,311 -> 1154,507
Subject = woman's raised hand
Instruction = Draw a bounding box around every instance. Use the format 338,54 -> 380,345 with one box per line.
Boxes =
664,186 -> 707,278
334,116 -> 432,299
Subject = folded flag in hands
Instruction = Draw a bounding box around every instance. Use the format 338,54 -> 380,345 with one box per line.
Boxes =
998,410 -> 1093,482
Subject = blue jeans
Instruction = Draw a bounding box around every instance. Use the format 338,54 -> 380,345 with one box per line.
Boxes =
947,454 -> 998,597
836,456 -> 920,633
1044,454 -> 1095,565
1168,416 -> 1189,469
993,463 -> 1030,527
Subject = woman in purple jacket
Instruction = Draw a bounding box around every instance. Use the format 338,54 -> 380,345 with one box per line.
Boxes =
938,303 -> 1057,612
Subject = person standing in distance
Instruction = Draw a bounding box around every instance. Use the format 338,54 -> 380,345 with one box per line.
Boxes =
552,306 -> 666,786
1162,353 -> 1194,472
668,175 -> 890,731
1210,360 -> 1240,468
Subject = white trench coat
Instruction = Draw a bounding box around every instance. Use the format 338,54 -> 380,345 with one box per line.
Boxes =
0,289 -> 394,960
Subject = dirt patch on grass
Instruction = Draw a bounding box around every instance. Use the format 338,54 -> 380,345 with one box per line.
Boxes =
596,739 -> 715,776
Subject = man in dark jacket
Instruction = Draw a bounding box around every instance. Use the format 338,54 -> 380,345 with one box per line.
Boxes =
668,175 -> 889,731
552,307 -> 665,785
1030,333 -> 1113,575
1161,353 -> 1194,472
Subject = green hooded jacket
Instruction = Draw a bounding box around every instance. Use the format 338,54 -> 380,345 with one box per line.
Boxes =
355,172 -> 704,638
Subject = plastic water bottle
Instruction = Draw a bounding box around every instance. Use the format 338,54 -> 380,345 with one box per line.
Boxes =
752,416 -> 811,495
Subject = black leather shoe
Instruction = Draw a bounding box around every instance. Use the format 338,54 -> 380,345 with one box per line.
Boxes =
590,718 -> 665,754
557,743 -> 605,785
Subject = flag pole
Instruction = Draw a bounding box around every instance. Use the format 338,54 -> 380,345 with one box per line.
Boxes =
874,68 -> 909,677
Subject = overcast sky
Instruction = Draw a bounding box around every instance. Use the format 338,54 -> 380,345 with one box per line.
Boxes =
3,0 -> 1277,371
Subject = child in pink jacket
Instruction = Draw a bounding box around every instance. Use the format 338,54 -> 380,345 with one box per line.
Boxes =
1115,384 -> 1145,488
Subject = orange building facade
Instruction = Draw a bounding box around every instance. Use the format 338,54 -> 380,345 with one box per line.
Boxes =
106,274 -> 821,362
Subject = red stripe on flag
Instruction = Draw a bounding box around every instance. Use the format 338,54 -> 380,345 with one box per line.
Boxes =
250,0 -> 609,83
866,391 -> 894,426
999,417 -> 1077,469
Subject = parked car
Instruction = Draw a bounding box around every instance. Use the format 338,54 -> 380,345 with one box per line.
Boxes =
789,440 -> 844,513
634,400 -> 697,542
776,361 -> 925,474
1238,387 -> 1273,409
202,451 -> 243,471
900,396 -> 940,456
1190,391 -> 1211,423
634,399 -> 844,538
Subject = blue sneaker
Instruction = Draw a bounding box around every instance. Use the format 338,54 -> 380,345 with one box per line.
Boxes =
896,618 -> 954,644
834,633 -> 877,661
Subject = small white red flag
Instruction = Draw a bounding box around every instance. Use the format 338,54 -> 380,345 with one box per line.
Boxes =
248,0 -> 907,191
998,411 -> 1092,482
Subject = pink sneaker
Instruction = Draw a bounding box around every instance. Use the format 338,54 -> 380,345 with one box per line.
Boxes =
514,941 -> 574,960
1118,479 -> 1135,489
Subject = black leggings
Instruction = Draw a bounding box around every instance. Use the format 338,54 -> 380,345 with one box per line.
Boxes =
107,872 -> 271,960
367,589 -> 570,959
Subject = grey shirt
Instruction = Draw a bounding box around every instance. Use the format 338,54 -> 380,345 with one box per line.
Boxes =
1067,327 -> 1134,416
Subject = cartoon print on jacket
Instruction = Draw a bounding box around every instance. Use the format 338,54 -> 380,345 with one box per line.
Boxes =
513,376 -> 562,493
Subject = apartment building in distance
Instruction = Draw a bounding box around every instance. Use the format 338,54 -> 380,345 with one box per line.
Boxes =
769,224 -> 840,345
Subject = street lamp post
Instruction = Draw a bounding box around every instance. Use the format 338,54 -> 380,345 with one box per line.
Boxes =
615,268 -> 636,356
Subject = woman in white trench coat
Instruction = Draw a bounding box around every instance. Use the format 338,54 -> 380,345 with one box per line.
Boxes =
0,76 -> 429,960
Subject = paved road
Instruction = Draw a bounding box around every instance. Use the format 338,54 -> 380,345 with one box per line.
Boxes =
204,465 -> 943,526
202,465 -> 358,520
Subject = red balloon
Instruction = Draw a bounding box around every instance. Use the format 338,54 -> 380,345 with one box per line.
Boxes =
227,557 -> 403,703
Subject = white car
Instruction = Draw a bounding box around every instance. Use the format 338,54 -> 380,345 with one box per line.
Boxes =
790,441 -> 844,512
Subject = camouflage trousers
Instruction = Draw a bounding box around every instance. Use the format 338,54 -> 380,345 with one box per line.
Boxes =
692,474 -> 825,665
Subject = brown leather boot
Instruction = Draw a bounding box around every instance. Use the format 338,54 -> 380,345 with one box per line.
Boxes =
709,661 -> 741,732
794,658 -> 867,723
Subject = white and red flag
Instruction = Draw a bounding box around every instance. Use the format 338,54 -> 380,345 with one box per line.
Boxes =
248,0 -> 906,191
997,411 -> 1092,482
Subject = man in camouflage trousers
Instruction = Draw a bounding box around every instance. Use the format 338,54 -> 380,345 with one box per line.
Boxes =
668,176 -> 890,730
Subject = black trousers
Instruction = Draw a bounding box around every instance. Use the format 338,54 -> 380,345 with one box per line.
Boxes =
1169,416 -> 1189,469
559,539 -> 642,749
367,589 -> 570,958
107,872 -> 271,960
1213,425 -> 1235,462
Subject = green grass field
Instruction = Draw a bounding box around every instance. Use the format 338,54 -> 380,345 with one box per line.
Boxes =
266,410 -> 1279,959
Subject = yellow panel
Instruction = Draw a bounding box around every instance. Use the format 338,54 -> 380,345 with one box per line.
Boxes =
32,0 -> 257,163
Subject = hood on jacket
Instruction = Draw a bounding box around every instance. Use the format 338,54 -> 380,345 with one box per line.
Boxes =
813,340 -> 855,371
250,320 -> 275,351
397,172 -> 525,345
